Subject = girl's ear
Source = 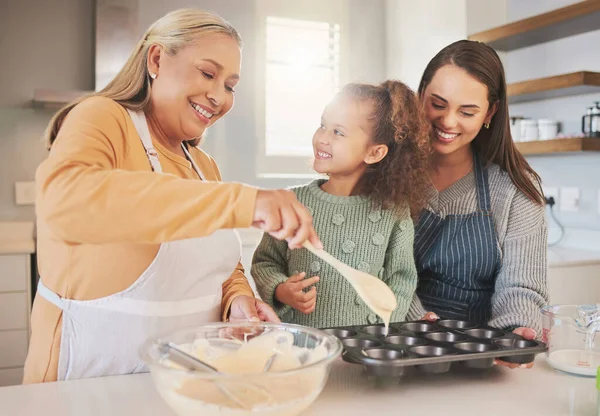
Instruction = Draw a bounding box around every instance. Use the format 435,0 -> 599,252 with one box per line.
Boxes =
364,144 -> 388,164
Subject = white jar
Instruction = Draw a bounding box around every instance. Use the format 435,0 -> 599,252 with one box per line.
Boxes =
510,117 -> 525,142
521,119 -> 539,141
538,119 -> 558,140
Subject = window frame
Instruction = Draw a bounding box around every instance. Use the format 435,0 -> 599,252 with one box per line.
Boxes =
254,0 -> 350,177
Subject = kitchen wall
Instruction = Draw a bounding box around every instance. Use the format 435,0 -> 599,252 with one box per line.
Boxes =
384,0 -> 508,90
502,0 -> 600,248
384,0 -> 467,91
0,0 -> 386,221
0,0 -> 95,220
0,109 -> 52,220
2,0 -> 600,251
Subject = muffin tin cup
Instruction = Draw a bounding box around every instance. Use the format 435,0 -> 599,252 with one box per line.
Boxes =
417,362 -> 452,373
454,342 -> 500,369
383,335 -> 428,348
462,357 -> 495,369
341,338 -> 383,349
423,331 -> 468,343
409,345 -> 457,374
463,328 -> 506,339
359,324 -> 401,338
322,320 -> 546,375
493,336 -> 539,364
437,319 -> 478,331
360,348 -> 407,377
322,328 -> 358,339
398,321 -> 438,333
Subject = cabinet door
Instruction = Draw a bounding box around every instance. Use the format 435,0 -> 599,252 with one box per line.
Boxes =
0,330 -> 28,368
0,255 -> 28,292
548,265 -> 600,304
0,293 -> 28,330
0,367 -> 24,387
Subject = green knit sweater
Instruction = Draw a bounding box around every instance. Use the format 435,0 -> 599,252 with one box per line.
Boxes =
251,179 -> 418,329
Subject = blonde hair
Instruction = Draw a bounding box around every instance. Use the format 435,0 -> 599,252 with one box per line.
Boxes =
45,8 -> 241,149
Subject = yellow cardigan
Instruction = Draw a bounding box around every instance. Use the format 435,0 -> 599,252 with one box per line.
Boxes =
24,96 -> 258,383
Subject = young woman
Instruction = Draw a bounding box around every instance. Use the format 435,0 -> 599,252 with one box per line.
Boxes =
412,40 -> 548,367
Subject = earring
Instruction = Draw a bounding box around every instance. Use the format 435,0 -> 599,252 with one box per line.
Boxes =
149,73 -> 157,79
484,122 -> 490,129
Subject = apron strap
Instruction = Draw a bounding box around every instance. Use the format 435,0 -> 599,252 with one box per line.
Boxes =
36,278 -> 221,317
473,152 -> 492,213
127,109 -> 163,173
181,143 -> 206,180
36,279 -> 65,310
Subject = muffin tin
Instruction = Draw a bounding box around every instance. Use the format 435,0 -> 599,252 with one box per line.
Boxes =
321,320 -> 546,377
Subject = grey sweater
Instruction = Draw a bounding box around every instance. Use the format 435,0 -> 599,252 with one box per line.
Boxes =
407,164 -> 549,335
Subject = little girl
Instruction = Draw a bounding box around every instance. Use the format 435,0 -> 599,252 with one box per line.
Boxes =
251,81 -> 431,328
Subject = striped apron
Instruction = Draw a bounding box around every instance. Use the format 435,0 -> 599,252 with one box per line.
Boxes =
414,153 -> 500,324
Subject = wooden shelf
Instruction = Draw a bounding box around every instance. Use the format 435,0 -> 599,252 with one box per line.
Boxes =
507,71 -> 600,104
516,137 -> 600,155
32,89 -> 91,109
468,0 -> 600,51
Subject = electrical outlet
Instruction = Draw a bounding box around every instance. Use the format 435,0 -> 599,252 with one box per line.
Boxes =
15,182 -> 36,205
542,186 -> 559,205
560,187 -> 580,212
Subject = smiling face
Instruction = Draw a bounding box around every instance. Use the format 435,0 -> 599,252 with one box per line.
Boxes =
422,64 -> 496,157
147,33 -> 241,142
312,94 -> 384,178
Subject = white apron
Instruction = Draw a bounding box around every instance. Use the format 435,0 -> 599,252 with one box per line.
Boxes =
37,109 -> 242,380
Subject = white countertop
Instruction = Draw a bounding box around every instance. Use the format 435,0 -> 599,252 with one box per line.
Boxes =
0,355 -> 597,416
0,221 -> 35,254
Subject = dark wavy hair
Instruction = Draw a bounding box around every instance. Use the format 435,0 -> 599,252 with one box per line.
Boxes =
341,80 -> 433,216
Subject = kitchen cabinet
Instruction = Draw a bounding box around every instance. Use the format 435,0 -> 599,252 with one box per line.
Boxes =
468,0 -> 600,51
0,254 -> 32,386
469,1 -> 600,155
32,88 -> 89,109
548,263 -> 600,304
507,71 -> 600,104
547,247 -> 600,305
515,137 -> 600,155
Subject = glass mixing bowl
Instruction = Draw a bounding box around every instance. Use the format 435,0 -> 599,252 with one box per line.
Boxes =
140,322 -> 343,415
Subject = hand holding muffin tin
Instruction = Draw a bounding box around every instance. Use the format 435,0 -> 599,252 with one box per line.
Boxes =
321,320 -> 546,377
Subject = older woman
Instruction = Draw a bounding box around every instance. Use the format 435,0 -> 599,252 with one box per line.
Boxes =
411,40 -> 549,368
24,8 -> 320,383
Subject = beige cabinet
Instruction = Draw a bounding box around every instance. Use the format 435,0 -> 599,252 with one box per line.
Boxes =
0,254 -> 32,386
548,264 -> 600,305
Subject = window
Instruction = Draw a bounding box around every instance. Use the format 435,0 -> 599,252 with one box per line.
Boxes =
263,16 -> 341,162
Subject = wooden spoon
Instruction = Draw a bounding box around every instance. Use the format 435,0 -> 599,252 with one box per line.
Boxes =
302,240 -> 397,325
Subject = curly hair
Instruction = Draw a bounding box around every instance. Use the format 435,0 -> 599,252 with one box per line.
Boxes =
340,81 -> 432,216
